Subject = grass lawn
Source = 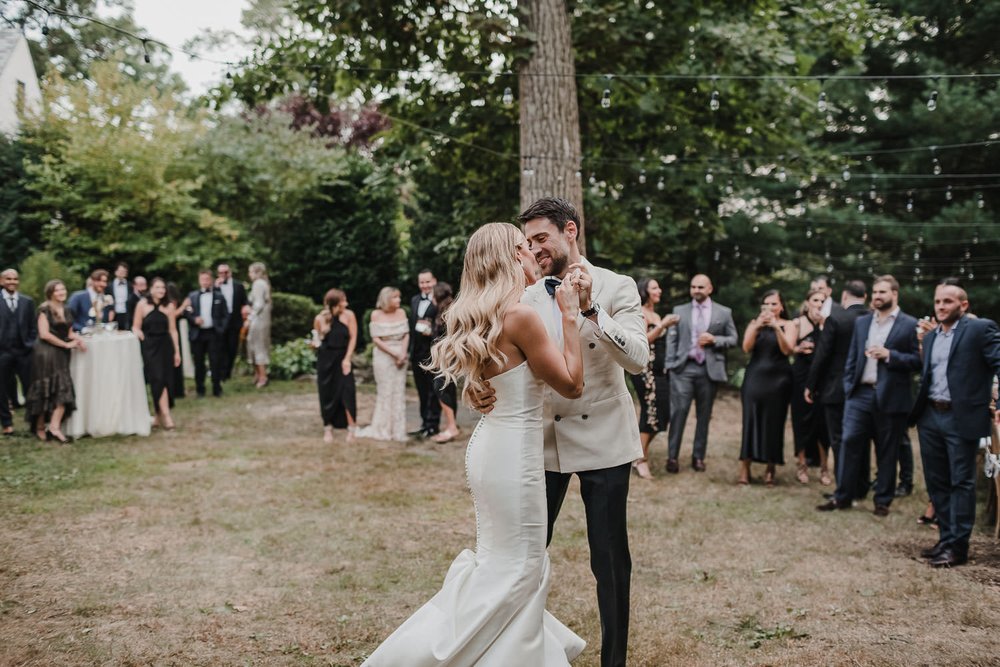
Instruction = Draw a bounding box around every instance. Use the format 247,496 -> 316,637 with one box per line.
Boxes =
1,378 -> 998,666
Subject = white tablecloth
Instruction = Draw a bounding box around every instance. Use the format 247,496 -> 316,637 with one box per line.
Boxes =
66,332 -> 152,438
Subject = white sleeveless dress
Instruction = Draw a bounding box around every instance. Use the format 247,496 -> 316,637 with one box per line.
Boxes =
362,361 -> 585,665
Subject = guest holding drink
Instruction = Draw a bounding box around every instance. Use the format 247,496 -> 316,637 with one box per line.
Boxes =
133,278 -> 181,430
357,287 -> 409,442
630,277 -> 679,479
790,289 -> 831,485
25,280 -> 85,443
429,282 -> 461,443
739,290 -> 796,485
247,262 -> 272,388
314,288 -> 358,444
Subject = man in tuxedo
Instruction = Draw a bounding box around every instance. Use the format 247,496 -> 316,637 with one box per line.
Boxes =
514,197 -> 647,667
817,275 -> 921,516
805,279 -> 869,496
663,274 -> 738,472
216,263 -> 248,382
409,269 -> 440,437
186,270 -> 230,397
911,282 -> 1000,567
0,269 -> 37,436
109,262 -> 133,330
67,269 -> 112,332
810,274 -> 839,319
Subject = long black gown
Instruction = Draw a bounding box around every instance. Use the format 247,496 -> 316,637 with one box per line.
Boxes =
790,319 -> 828,466
141,306 -> 174,411
740,326 -> 793,464
25,305 -> 76,424
630,322 -> 670,434
317,315 -> 357,429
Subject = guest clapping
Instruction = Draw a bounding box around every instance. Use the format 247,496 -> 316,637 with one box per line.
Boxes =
790,289 -> 831,485
357,287 -> 409,442
247,262 -> 272,388
133,278 -> 180,430
630,277 -> 679,479
739,290 -> 796,486
25,280 -> 85,443
430,282 -> 460,443
314,289 -> 358,443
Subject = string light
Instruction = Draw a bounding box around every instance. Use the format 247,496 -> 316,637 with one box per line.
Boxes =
501,87 -> 514,106
817,91 -> 828,113
927,89 -> 938,111
710,89 -> 720,112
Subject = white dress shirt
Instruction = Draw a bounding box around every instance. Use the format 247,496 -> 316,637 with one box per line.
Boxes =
416,293 -> 432,318
198,290 -> 214,329
862,306 -> 899,385
4,290 -> 18,311
113,279 -> 128,313
220,280 -> 234,312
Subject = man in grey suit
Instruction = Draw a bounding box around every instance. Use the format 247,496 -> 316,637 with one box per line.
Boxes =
664,274 -> 738,472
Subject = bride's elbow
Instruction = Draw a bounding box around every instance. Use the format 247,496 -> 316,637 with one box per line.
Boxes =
557,380 -> 584,400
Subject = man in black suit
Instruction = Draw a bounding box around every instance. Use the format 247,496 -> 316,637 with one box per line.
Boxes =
108,262 -> 134,331
805,279 -> 869,497
128,275 -> 147,321
409,268 -> 440,437
911,282 -> 1000,567
216,263 -> 248,382
817,275 -> 921,516
0,269 -> 37,436
186,270 -> 230,397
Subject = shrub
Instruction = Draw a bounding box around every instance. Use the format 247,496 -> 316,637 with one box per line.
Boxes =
271,291 -> 321,345
269,338 -> 317,380
17,251 -> 83,303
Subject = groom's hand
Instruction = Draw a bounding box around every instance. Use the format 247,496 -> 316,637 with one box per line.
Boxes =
470,380 -> 496,414
566,263 -> 593,311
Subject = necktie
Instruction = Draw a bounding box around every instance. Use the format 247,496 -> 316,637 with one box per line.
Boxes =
692,304 -> 706,364
544,277 -> 562,297
6,295 -> 14,311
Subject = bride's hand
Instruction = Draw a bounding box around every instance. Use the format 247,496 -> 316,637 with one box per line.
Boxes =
555,281 -> 580,319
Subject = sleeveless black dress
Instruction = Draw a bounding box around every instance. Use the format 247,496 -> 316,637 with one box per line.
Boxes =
141,306 -> 174,410
740,326 -> 792,464
25,304 -> 76,424
630,322 -> 670,434
432,315 -> 458,413
790,319 -> 828,465
317,315 -> 357,428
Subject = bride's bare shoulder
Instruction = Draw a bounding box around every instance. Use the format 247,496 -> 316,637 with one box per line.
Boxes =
503,303 -> 541,326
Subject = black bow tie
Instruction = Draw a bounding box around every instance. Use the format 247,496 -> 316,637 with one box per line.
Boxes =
201,289 -> 211,294
420,295 -> 430,301
544,277 -> 562,297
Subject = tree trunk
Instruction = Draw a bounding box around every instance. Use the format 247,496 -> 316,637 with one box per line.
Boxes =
518,0 -> 586,254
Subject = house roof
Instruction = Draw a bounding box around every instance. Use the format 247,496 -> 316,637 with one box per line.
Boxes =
0,29 -> 24,73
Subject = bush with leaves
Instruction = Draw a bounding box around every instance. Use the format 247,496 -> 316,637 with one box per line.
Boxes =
268,338 -> 317,380
271,291 -> 321,345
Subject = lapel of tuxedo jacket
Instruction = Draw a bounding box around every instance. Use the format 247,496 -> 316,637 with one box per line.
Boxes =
884,311 -> 908,349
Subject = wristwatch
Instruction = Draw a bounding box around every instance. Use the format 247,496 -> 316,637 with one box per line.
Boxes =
581,303 -> 601,318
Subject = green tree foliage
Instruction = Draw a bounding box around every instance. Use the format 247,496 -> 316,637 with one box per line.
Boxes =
16,250 -> 82,303
0,135 -> 39,270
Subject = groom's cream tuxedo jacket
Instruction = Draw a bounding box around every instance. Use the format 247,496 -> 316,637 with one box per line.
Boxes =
522,259 -> 647,473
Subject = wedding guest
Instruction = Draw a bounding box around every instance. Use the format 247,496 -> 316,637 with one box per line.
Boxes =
68,269 -> 113,331
109,262 -> 133,330
357,287 -> 409,442
1,269 -> 36,436
409,269 -> 440,437
246,262 -> 272,388
430,282 -> 461,443
629,277 -> 679,479
133,277 -> 181,430
314,288 -> 358,444
790,289 -> 831,484
216,263 -> 248,381
166,282 -> 187,399
25,280 -> 84,443
185,270 -> 229,398
664,274 -> 738,472
810,274 -> 838,319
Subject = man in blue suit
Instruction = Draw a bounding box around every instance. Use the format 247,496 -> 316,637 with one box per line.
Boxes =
817,275 -> 921,516
911,281 -> 1000,567
67,269 -> 113,332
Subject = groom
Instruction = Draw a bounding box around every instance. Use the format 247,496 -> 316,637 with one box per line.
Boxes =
507,197 -> 647,667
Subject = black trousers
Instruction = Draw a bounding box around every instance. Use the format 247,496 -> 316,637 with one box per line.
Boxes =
412,358 -> 440,432
114,312 -> 130,331
0,348 -> 31,428
191,329 -> 223,396
835,387 -> 906,507
221,322 -> 241,381
824,401 -> 871,499
898,431 -> 914,490
546,462 -> 632,667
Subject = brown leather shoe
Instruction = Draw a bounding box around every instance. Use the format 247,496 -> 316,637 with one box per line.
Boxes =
665,458 -> 679,474
692,458 -> 706,472
873,505 -> 890,517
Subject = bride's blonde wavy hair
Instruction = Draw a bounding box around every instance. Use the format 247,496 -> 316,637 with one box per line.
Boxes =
427,222 -> 526,405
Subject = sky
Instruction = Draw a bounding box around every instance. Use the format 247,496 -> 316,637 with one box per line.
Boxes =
132,0 -> 252,95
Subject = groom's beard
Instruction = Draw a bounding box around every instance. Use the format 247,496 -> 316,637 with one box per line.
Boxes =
540,253 -> 568,277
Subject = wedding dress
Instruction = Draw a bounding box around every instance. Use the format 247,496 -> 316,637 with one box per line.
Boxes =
362,361 -> 585,665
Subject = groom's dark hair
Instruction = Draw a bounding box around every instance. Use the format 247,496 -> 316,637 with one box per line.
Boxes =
517,197 -> 579,233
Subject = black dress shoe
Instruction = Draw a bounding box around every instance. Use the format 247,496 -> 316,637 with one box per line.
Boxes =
822,492 -> 836,500
692,458 -> 706,472
424,427 -> 440,437
920,541 -> 947,559
929,548 -> 968,568
816,499 -> 850,512
665,458 -> 679,474
408,429 -> 427,439
894,485 -> 913,498
873,505 -> 890,517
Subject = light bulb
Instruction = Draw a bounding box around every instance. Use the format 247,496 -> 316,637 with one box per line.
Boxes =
977,193 -> 985,209
657,177 -> 665,191
752,224 -> 759,234
502,87 -> 514,106
945,185 -> 953,201
826,264 -> 834,273
725,180 -> 734,195
710,90 -> 720,111
601,89 -> 611,109
817,91 -> 828,112
869,184 -> 876,200
927,90 -> 938,111
638,170 -> 647,184
932,157 -> 941,175
705,168 -> 714,184
842,166 -> 851,181
806,226 -> 813,239
858,202 -> 865,212
777,167 -> 787,183
906,197 -> 914,213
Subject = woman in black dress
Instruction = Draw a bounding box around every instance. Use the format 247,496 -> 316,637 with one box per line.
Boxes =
430,282 -> 461,443
314,288 -> 357,443
132,277 -> 180,429
739,289 -> 796,486
629,278 -> 679,479
166,282 -> 186,399
790,289 -> 831,485
25,280 -> 86,443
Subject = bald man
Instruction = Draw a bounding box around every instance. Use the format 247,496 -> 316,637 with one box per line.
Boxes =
0,269 -> 37,435
663,274 -> 738,472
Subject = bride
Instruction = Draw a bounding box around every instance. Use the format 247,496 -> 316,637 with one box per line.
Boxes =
362,222 -> 586,665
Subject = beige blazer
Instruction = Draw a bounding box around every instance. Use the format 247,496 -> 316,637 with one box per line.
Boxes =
522,259 -> 647,473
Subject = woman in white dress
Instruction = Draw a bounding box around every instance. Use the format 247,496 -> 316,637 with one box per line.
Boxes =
246,262 -> 272,388
356,287 -> 410,442
363,222 -> 586,666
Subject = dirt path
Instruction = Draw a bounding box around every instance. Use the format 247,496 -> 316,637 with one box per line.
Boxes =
1,381 -> 998,666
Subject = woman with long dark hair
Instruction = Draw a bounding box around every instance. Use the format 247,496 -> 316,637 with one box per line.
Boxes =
314,288 -> 358,443
132,277 -> 180,429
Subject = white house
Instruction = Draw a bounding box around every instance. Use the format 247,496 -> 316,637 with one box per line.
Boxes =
0,29 -> 42,136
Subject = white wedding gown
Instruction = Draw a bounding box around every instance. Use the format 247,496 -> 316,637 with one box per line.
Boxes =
362,361 -> 585,666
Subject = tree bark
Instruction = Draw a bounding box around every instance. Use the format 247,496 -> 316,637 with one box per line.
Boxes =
518,0 -> 585,254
